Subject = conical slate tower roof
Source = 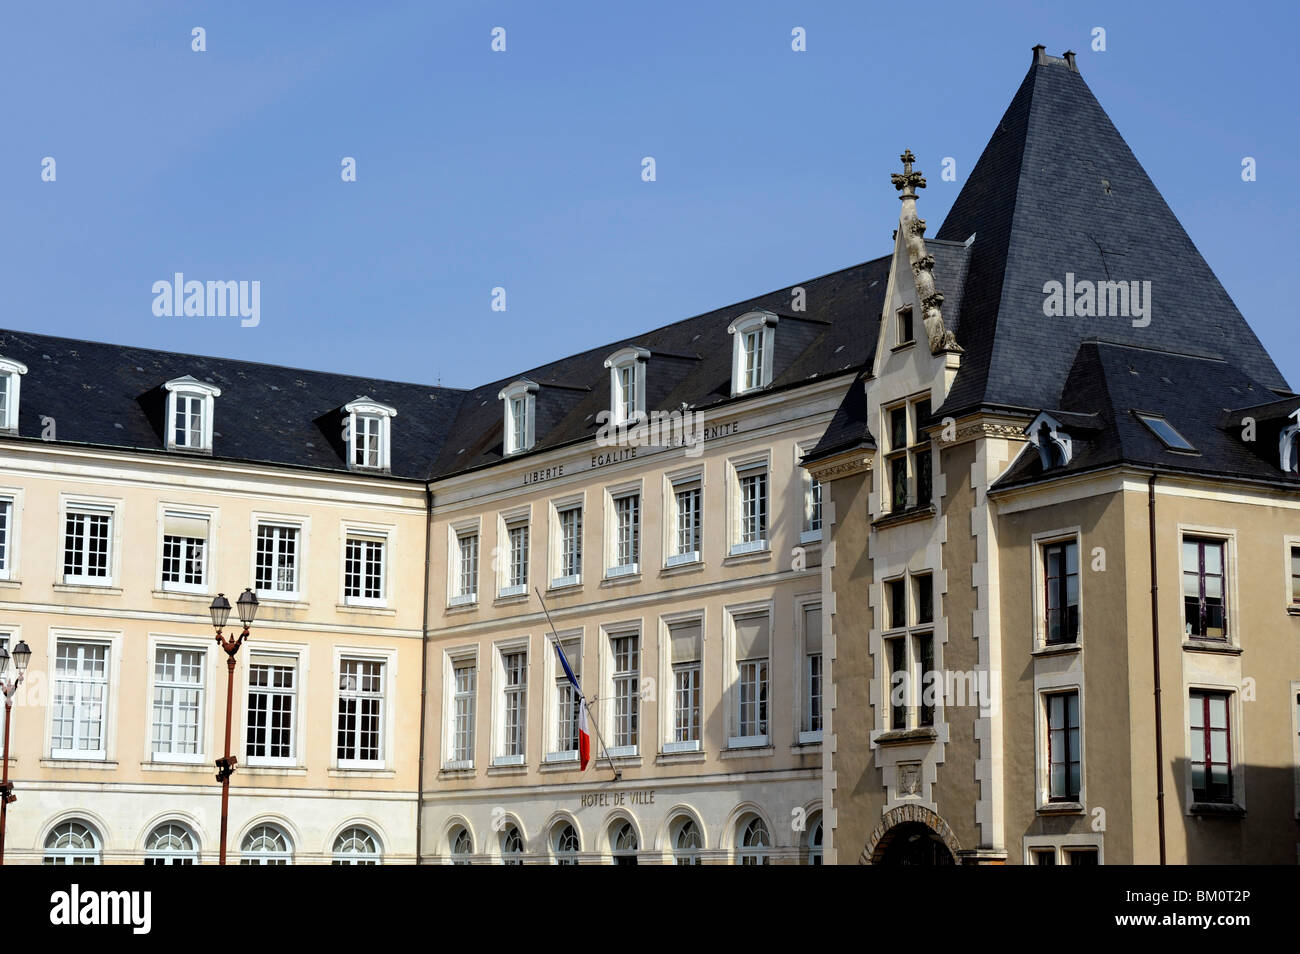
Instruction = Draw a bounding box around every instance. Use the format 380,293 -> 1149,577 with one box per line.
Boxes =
934,46 -> 1288,418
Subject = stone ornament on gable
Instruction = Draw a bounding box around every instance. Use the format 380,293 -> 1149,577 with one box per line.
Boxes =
892,150 -> 962,355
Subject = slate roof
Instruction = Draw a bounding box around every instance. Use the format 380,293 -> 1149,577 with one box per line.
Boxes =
933,49 -> 1288,419
0,329 -> 466,480
995,340 -> 1300,490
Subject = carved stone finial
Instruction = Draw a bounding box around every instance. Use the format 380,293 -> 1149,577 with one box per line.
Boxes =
891,149 -> 926,199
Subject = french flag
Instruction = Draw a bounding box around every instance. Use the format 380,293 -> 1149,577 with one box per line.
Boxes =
553,639 -> 591,771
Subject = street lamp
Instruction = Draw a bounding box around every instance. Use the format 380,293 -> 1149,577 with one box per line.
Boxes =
0,639 -> 32,866
211,588 -> 258,865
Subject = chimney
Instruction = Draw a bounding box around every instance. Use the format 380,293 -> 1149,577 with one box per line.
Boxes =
1032,43 -> 1047,66
1063,49 -> 1078,71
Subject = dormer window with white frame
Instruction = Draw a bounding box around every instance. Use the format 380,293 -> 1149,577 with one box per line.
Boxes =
0,357 -> 28,434
1027,412 -> 1073,469
344,397 -> 396,472
498,380 -> 539,455
728,311 -> 778,396
1279,409 -> 1300,474
604,348 -> 649,426
164,377 -> 220,453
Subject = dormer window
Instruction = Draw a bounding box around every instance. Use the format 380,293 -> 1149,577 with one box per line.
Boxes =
343,397 -> 396,472
604,348 -> 649,425
0,357 -> 28,434
727,311 -> 778,395
1026,412 -> 1072,469
498,380 -> 539,454
164,377 -> 221,453
1279,410 -> 1300,474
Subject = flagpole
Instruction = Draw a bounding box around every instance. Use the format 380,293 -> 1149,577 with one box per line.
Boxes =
536,588 -> 622,781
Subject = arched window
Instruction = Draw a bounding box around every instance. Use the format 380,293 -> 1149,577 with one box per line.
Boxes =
144,822 -> 198,865
501,824 -> 524,865
553,823 -> 580,865
240,823 -> 292,865
332,826 -> 382,865
807,818 -> 823,866
1280,424 -> 1300,474
673,817 -> 702,865
450,826 -> 473,865
44,820 -> 101,865
612,821 -> 638,866
738,817 -> 771,866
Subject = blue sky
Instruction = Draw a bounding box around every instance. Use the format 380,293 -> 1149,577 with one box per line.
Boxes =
3,0 -> 1296,390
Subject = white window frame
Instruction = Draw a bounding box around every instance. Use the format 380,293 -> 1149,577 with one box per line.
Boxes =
442,646 -> 479,770
47,629 -> 121,762
498,380 -> 539,454
243,643 -> 303,768
0,356 -> 27,433
333,649 -> 395,770
605,483 -> 642,579
0,487 -> 23,582
664,469 -> 703,567
727,455 -> 770,557
492,638 -> 530,766
1022,835 -> 1104,865
879,573 -> 939,733
660,611 -> 704,755
544,629 -> 584,763
163,377 -> 221,453
604,347 -> 650,426
549,494 -> 584,589
1177,525 -> 1238,645
1184,682 -> 1246,813
157,505 -> 215,595
448,518 -> 480,607
797,444 -> 823,544
251,514 -> 307,602
341,523 -> 391,608
602,623 -> 641,758
498,507 -> 531,599
147,638 -> 211,764
727,311 -> 778,395
796,598 -> 823,744
59,495 -> 120,588
726,602 -> 773,749
1031,527 -> 1083,650
1031,664 -> 1086,813
343,397 -> 397,472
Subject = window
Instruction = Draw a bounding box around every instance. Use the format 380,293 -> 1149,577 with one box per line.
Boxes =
667,620 -> 702,753
499,649 -> 527,763
161,512 -> 209,592
738,817 -> 770,865
728,312 -> 778,395
673,818 -> 702,865
604,348 -> 649,425
451,827 -> 473,864
1136,412 -> 1195,451
802,473 -> 823,542
1030,848 -> 1057,865
667,475 -> 702,566
1292,546 -> 1300,604
882,396 -> 932,513
63,506 -> 112,584
255,523 -> 299,598
1045,690 -> 1081,802
609,491 -> 640,577
449,659 -> 476,767
240,824 -> 292,865
1190,690 -> 1233,804
882,573 -> 935,730
247,654 -> 297,765
501,517 -> 529,597
551,638 -> 580,760
802,604 -> 823,741
501,824 -> 524,864
0,496 -> 14,578
897,306 -> 914,346
1028,843 -> 1102,865
343,534 -> 386,605
732,612 -> 770,745
1029,414 -> 1073,468
163,377 -> 219,453
452,528 -> 479,605
333,826 -> 382,865
807,818 -> 823,865
0,356 -> 27,432
152,648 -> 204,759
499,381 -> 538,454
1043,539 -> 1079,644
343,398 -> 396,472
730,461 -> 769,556
144,822 -> 198,865
608,633 -> 639,755
43,820 -> 101,865
337,659 -> 384,767
51,641 -> 108,759
555,504 -> 582,585
612,821 -> 638,865
1182,537 -> 1228,639
1064,847 -> 1099,865
553,823 -> 580,865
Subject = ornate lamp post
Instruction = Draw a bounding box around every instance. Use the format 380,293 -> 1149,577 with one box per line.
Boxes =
210,588 -> 258,865
0,639 -> 32,866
